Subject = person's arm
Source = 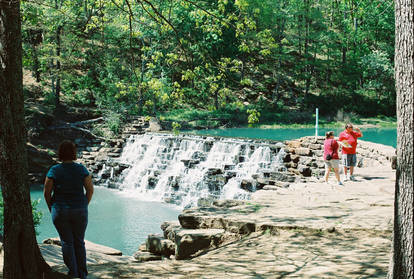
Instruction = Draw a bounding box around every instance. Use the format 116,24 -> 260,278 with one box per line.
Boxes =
333,139 -> 339,151
84,175 -> 94,204
44,177 -> 54,212
355,127 -> 363,137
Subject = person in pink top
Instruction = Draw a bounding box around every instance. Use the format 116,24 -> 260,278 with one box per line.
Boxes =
323,131 -> 342,185
338,123 -> 363,181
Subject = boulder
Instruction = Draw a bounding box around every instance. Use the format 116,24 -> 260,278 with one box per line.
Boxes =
282,153 -> 291,162
299,156 -> 313,166
225,221 -> 256,234
295,148 -> 312,156
309,143 -> 322,150
240,179 -> 254,191
178,213 -> 203,229
146,234 -> 175,257
286,140 -> 301,148
284,162 -> 298,169
161,221 -> 182,241
206,168 -> 223,175
298,165 -> 312,177
181,159 -> 200,168
175,229 -> 225,260
290,154 -> 300,163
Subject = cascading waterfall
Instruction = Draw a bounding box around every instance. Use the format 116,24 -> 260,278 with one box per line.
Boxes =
106,133 -> 285,208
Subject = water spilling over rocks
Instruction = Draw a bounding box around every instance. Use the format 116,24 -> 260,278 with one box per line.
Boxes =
96,133 -> 289,208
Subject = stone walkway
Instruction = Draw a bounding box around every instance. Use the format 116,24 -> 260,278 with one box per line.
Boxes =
60,165 -> 394,278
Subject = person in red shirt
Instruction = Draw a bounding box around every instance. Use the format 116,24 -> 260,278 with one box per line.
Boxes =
323,131 -> 342,185
338,123 -> 363,181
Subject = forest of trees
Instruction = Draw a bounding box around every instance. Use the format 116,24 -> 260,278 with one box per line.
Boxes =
21,0 -> 395,120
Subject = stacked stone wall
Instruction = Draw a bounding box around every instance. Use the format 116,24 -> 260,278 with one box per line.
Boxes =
282,136 -> 396,181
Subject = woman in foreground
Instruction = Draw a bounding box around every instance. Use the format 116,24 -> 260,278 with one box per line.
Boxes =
44,140 -> 94,278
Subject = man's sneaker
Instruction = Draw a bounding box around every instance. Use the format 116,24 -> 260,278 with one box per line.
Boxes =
338,181 -> 343,186
344,175 -> 349,181
350,175 -> 356,181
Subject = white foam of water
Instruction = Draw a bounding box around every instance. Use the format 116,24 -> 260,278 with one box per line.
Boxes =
112,133 -> 283,208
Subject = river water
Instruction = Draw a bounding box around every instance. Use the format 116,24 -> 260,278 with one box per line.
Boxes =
187,127 -> 397,147
31,185 -> 180,256
30,127 -> 396,255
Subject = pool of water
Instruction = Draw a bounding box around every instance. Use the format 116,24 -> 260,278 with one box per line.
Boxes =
186,127 -> 397,147
31,185 -> 180,256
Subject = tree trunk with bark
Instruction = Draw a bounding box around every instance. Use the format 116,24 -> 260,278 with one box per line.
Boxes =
0,1 -> 67,278
388,0 -> 414,278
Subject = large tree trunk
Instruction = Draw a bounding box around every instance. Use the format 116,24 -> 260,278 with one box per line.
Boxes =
0,1 -> 66,278
388,0 -> 414,278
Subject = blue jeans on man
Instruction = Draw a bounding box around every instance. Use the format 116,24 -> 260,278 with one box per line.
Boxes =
52,207 -> 88,278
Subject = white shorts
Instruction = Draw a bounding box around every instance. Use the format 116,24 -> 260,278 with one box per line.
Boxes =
324,159 -> 340,169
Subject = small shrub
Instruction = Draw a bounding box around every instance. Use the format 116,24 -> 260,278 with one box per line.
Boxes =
106,112 -> 122,135
247,109 -> 261,126
0,195 -> 43,236
172,122 -> 181,135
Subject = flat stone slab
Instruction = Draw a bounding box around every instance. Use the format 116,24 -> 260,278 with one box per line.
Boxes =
39,243 -> 132,270
133,251 -> 162,262
43,238 -> 123,256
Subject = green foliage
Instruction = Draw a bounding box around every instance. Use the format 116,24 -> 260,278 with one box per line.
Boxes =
247,108 -> 260,126
0,195 -> 43,236
172,122 -> 181,135
106,112 -> 123,135
20,0 -> 396,119
31,199 -> 43,235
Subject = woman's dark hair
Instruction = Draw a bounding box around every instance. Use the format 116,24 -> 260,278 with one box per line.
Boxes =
325,131 -> 334,139
345,123 -> 353,129
58,140 -> 77,161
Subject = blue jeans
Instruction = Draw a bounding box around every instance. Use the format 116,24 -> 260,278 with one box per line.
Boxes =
52,207 -> 88,279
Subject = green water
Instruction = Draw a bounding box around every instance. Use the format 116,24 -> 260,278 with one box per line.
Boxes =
186,127 -> 397,147
31,185 -> 180,255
